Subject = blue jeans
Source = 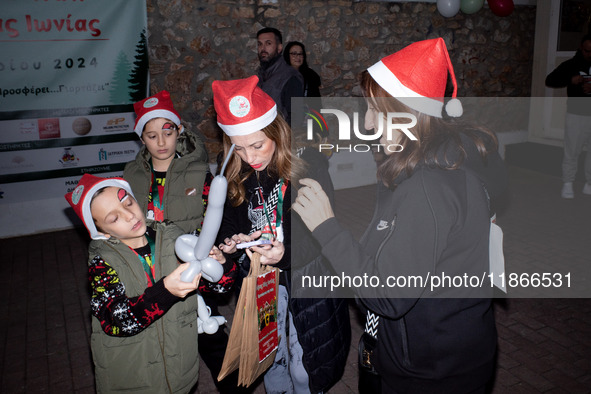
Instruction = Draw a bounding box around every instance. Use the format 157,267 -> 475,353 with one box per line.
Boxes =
263,285 -> 311,394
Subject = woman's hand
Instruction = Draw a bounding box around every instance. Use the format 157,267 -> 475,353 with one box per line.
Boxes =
218,233 -> 252,254
244,230 -> 285,265
572,75 -> 584,85
209,245 -> 226,264
163,263 -> 201,298
292,178 -> 335,232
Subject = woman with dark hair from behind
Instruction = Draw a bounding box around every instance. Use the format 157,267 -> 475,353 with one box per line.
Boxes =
284,41 -> 321,97
294,38 -> 507,393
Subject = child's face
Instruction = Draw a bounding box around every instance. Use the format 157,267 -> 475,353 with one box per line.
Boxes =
141,118 -> 180,166
90,187 -> 147,247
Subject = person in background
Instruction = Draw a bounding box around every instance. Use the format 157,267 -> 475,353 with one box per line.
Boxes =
256,27 -> 304,125
123,90 -> 241,393
545,34 -> 591,199
294,38 -> 507,393
284,41 -> 321,97
213,75 -> 350,394
65,174 -> 227,393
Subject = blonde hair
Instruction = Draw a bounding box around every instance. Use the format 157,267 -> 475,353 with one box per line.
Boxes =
222,113 -> 306,206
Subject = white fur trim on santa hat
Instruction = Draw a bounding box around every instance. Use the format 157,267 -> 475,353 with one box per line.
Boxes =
218,104 -> 277,136
134,109 -> 181,136
79,178 -> 135,240
367,60 -> 444,118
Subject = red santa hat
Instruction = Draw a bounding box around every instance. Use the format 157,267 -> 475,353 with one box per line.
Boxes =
212,75 -> 277,136
133,90 -> 182,136
65,174 -> 135,240
367,38 -> 462,118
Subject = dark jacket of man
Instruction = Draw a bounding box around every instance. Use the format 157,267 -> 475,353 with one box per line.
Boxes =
545,50 -> 591,116
257,54 -> 304,125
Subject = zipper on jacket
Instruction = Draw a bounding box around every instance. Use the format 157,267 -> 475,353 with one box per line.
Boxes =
154,227 -> 173,393
359,184 -> 384,245
373,215 -> 410,367
374,216 -> 397,260
399,317 -> 411,367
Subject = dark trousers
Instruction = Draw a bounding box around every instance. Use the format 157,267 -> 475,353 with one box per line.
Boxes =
198,293 -> 255,394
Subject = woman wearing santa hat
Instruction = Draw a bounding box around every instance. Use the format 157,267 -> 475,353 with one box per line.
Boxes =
293,38 -> 507,393
213,75 -> 350,394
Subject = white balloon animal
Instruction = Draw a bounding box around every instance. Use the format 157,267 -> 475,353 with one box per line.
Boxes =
175,145 -> 235,334
197,294 -> 227,334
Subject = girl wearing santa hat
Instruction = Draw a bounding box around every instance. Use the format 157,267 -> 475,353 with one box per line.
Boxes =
123,90 -> 242,393
293,38 -> 507,393
213,75 -> 350,394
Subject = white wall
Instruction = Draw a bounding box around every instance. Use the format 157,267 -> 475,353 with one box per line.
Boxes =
0,197 -> 82,238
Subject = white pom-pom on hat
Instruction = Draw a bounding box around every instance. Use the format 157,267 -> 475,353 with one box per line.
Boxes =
445,98 -> 463,117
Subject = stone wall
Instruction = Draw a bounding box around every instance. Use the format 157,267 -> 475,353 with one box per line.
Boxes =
146,0 -> 536,160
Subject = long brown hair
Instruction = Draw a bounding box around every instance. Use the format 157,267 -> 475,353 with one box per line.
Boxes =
359,70 -> 498,188
222,113 -> 306,206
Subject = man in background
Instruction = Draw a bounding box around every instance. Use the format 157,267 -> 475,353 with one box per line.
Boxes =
546,34 -> 591,199
256,27 -> 304,126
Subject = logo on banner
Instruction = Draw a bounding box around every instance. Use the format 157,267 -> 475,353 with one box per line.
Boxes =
18,121 -> 36,136
72,117 -> 92,136
306,108 -> 417,153
38,118 -> 60,139
59,147 -> 79,166
100,148 -> 137,159
104,117 -> 130,132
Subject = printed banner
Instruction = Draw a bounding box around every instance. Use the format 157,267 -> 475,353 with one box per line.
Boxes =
0,0 -> 148,204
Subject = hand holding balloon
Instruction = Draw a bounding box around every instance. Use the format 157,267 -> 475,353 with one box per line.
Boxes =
175,145 -> 235,283
175,234 -> 224,282
163,263 -> 201,298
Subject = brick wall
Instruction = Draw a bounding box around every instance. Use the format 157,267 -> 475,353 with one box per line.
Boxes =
145,0 -> 536,160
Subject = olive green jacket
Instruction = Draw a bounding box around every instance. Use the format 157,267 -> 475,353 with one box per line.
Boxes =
124,129 -> 209,234
88,221 -> 199,393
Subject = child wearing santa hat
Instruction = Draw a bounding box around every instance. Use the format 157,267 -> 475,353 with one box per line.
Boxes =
65,173 -> 210,393
293,38 -> 507,393
214,75 -> 350,394
124,90 -> 210,234
123,91 -> 242,393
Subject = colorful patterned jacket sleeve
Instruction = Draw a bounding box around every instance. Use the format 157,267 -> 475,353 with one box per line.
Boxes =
89,255 -> 179,337
198,261 -> 237,294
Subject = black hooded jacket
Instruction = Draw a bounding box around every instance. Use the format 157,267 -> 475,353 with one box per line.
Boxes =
545,49 -> 591,116
312,132 -> 507,393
